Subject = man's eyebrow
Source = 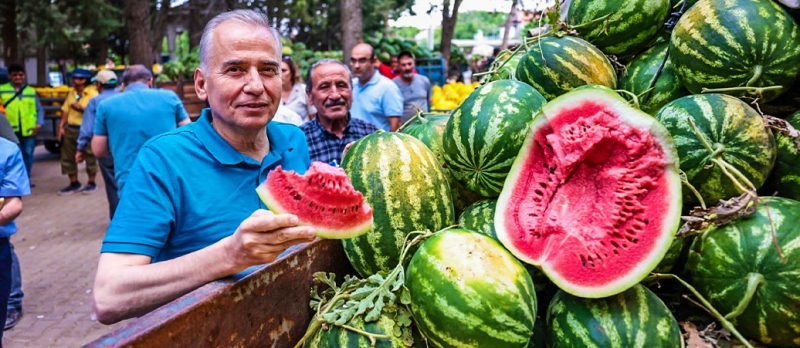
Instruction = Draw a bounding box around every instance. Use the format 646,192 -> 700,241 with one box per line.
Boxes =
261,59 -> 280,67
222,59 -> 244,67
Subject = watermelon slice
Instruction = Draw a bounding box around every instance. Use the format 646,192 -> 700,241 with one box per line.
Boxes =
256,162 -> 373,239
495,86 -> 682,298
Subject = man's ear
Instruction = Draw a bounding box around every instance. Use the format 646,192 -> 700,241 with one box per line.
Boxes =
194,68 -> 208,101
147,77 -> 154,88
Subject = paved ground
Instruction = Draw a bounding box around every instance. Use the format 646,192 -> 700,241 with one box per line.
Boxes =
3,146 -> 126,347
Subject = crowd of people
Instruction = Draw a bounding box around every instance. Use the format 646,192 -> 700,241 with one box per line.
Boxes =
0,8 -> 441,334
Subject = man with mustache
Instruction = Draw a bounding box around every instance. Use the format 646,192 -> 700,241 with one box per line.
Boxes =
91,10 -> 316,324
393,51 -> 430,125
301,59 -> 378,165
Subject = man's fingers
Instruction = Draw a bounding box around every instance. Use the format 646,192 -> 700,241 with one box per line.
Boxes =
240,210 -> 302,233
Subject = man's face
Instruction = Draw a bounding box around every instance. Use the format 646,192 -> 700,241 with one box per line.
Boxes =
9,71 -> 25,87
399,56 -> 415,80
194,20 -> 282,129
350,45 -> 376,82
390,57 -> 399,73
308,63 -> 352,121
72,77 -> 87,88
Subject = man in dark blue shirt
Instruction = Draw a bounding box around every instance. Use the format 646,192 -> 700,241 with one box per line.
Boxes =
300,59 -> 378,165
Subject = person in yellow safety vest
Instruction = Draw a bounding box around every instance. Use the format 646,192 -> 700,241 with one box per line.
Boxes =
0,63 -> 45,187
57,68 -> 98,196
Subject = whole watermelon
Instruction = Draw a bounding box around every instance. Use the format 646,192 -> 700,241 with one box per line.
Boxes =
516,35 -> 617,100
687,197 -> 800,347
763,112 -> 800,200
619,43 -> 689,115
546,284 -> 682,347
567,0 -> 670,57
303,313 -> 419,347
341,132 -> 455,277
670,0 -> 800,102
406,229 -> 537,348
442,79 -> 546,197
655,94 -> 776,206
400,113 -> 483,215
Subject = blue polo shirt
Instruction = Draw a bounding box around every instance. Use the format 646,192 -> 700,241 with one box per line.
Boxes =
94,82 -> 189,193
100,109 -> 311,262
351,70 -> 404,131
0,137 -> 30,237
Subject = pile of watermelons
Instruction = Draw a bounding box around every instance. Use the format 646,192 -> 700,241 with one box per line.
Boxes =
288,0 -> 800,347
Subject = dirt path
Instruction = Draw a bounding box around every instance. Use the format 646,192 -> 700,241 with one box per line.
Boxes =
3,146 -> 126,347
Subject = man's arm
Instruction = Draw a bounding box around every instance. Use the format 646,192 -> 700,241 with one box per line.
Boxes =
93,210 -> 316,324
384,83 -> 404,132
33,94 -> 44,136
388,117 -> 402,132
178,118 -> 191,126
76,99 -> 98,162
91,135 -> 110,158
0,197 -> 22,225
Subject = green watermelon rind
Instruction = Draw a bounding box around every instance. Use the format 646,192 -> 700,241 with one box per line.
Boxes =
763,111 -> 800,200
546,284 -> 683,347
619,43 -> 689,115
406,229 -> 537,348
340,132 -> 456,277
686,197 -> 800,347
495,85 -> 682,298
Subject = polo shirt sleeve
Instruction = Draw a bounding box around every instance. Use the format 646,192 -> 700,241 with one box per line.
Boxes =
382,83 -> 404,117
61,90 -> 73,114
94,102 -> 109,136
78,99 -> 98,150
172,93 -> 189,122
0,146 -> 30,198
101,146 -> 177,258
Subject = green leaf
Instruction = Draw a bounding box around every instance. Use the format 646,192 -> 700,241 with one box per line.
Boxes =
396,307 -> 413,327
400,287 -> 412,305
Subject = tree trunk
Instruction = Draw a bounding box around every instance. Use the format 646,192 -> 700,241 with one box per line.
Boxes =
440,0 -> 463,76
188,0 -> 208,49
151,0 -> 172,64
341,0 -> 363,66
500,0 -> 518,50
2,0 -> 21,64
36,46 -> 47,86
125,0 -> 154,65
96,39 -> 109,67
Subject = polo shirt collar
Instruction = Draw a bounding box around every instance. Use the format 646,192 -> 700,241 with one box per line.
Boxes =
194,108 -> 290,166
125,82 -> 148,91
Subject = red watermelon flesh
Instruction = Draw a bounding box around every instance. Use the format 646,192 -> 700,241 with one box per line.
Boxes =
256,162 -> 373,239
495,86 -> 681,298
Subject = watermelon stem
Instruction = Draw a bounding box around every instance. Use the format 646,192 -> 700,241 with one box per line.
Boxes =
339,323 -> 391,342
615,89 -> 641,110
687,117 -> 758,193
722,272 -> 765,321
648,273 -> 756,348
680,171 -> 707,210
745,65 -> 763,87
398,110 -> 423,132
700,85 -> 783,97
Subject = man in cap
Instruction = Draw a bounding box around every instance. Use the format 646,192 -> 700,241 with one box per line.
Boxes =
393,51 -> 431,124
76,70 -> 121,218
58,68 -> 99,195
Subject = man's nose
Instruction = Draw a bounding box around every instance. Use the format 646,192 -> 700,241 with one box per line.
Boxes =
242,68 -> 264,94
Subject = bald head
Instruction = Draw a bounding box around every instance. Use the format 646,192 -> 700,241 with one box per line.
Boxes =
350,43 -> 377,84
122,64 -> 153,85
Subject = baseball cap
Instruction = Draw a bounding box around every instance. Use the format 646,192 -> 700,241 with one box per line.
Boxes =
71,68 -> 92,79
92,70 -> 118,84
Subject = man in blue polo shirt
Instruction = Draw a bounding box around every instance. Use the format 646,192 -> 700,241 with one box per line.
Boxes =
0,136 -> 30,340
349,43 -> 404,132
91,65 -> 190,195
91,10 -> 316,324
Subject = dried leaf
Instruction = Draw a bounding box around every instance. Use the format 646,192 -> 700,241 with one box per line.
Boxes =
763,114 -> 800,150
682,321 -> 713,348
678,192 -> 758,236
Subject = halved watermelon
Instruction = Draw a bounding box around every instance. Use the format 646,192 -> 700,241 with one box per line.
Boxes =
256,162 -> 373,239
495,85 -> 682,298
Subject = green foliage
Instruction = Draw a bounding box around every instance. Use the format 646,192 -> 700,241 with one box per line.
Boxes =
453,11 -> 508,39
160,45 -> 199,81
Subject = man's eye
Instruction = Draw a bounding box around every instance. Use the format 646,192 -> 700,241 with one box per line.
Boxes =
226,67 -> 243,73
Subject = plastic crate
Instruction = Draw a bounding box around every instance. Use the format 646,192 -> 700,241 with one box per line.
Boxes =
416,57 -> 446,87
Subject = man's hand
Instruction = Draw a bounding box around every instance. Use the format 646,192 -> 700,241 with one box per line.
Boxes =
388,116 -> 402,132
223,210 -> 317,271
342,141 -> 355,161
31,124 -> 40,137
57,127 -> 65,142
75,150 -> 84,163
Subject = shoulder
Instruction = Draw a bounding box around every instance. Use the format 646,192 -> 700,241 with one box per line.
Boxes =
140,124 -> 199,156
350,118 -> 379,133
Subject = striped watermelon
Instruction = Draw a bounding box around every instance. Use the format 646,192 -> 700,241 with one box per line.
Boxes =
340,132 -> 455,277
763,112 -> 800,200
483,48 -> 524,83
406,229 -> 537,348
400,113 -> 483,215
619,43 -> 689,115
670,0 -> 800,102
546,284 -> 682,348
654,94 -> 776,206
516,36 -> 617,101
686,197 -> 800,347
442,80 -> 546,198
566,0 -> 670,57
303,314 -> 419,347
